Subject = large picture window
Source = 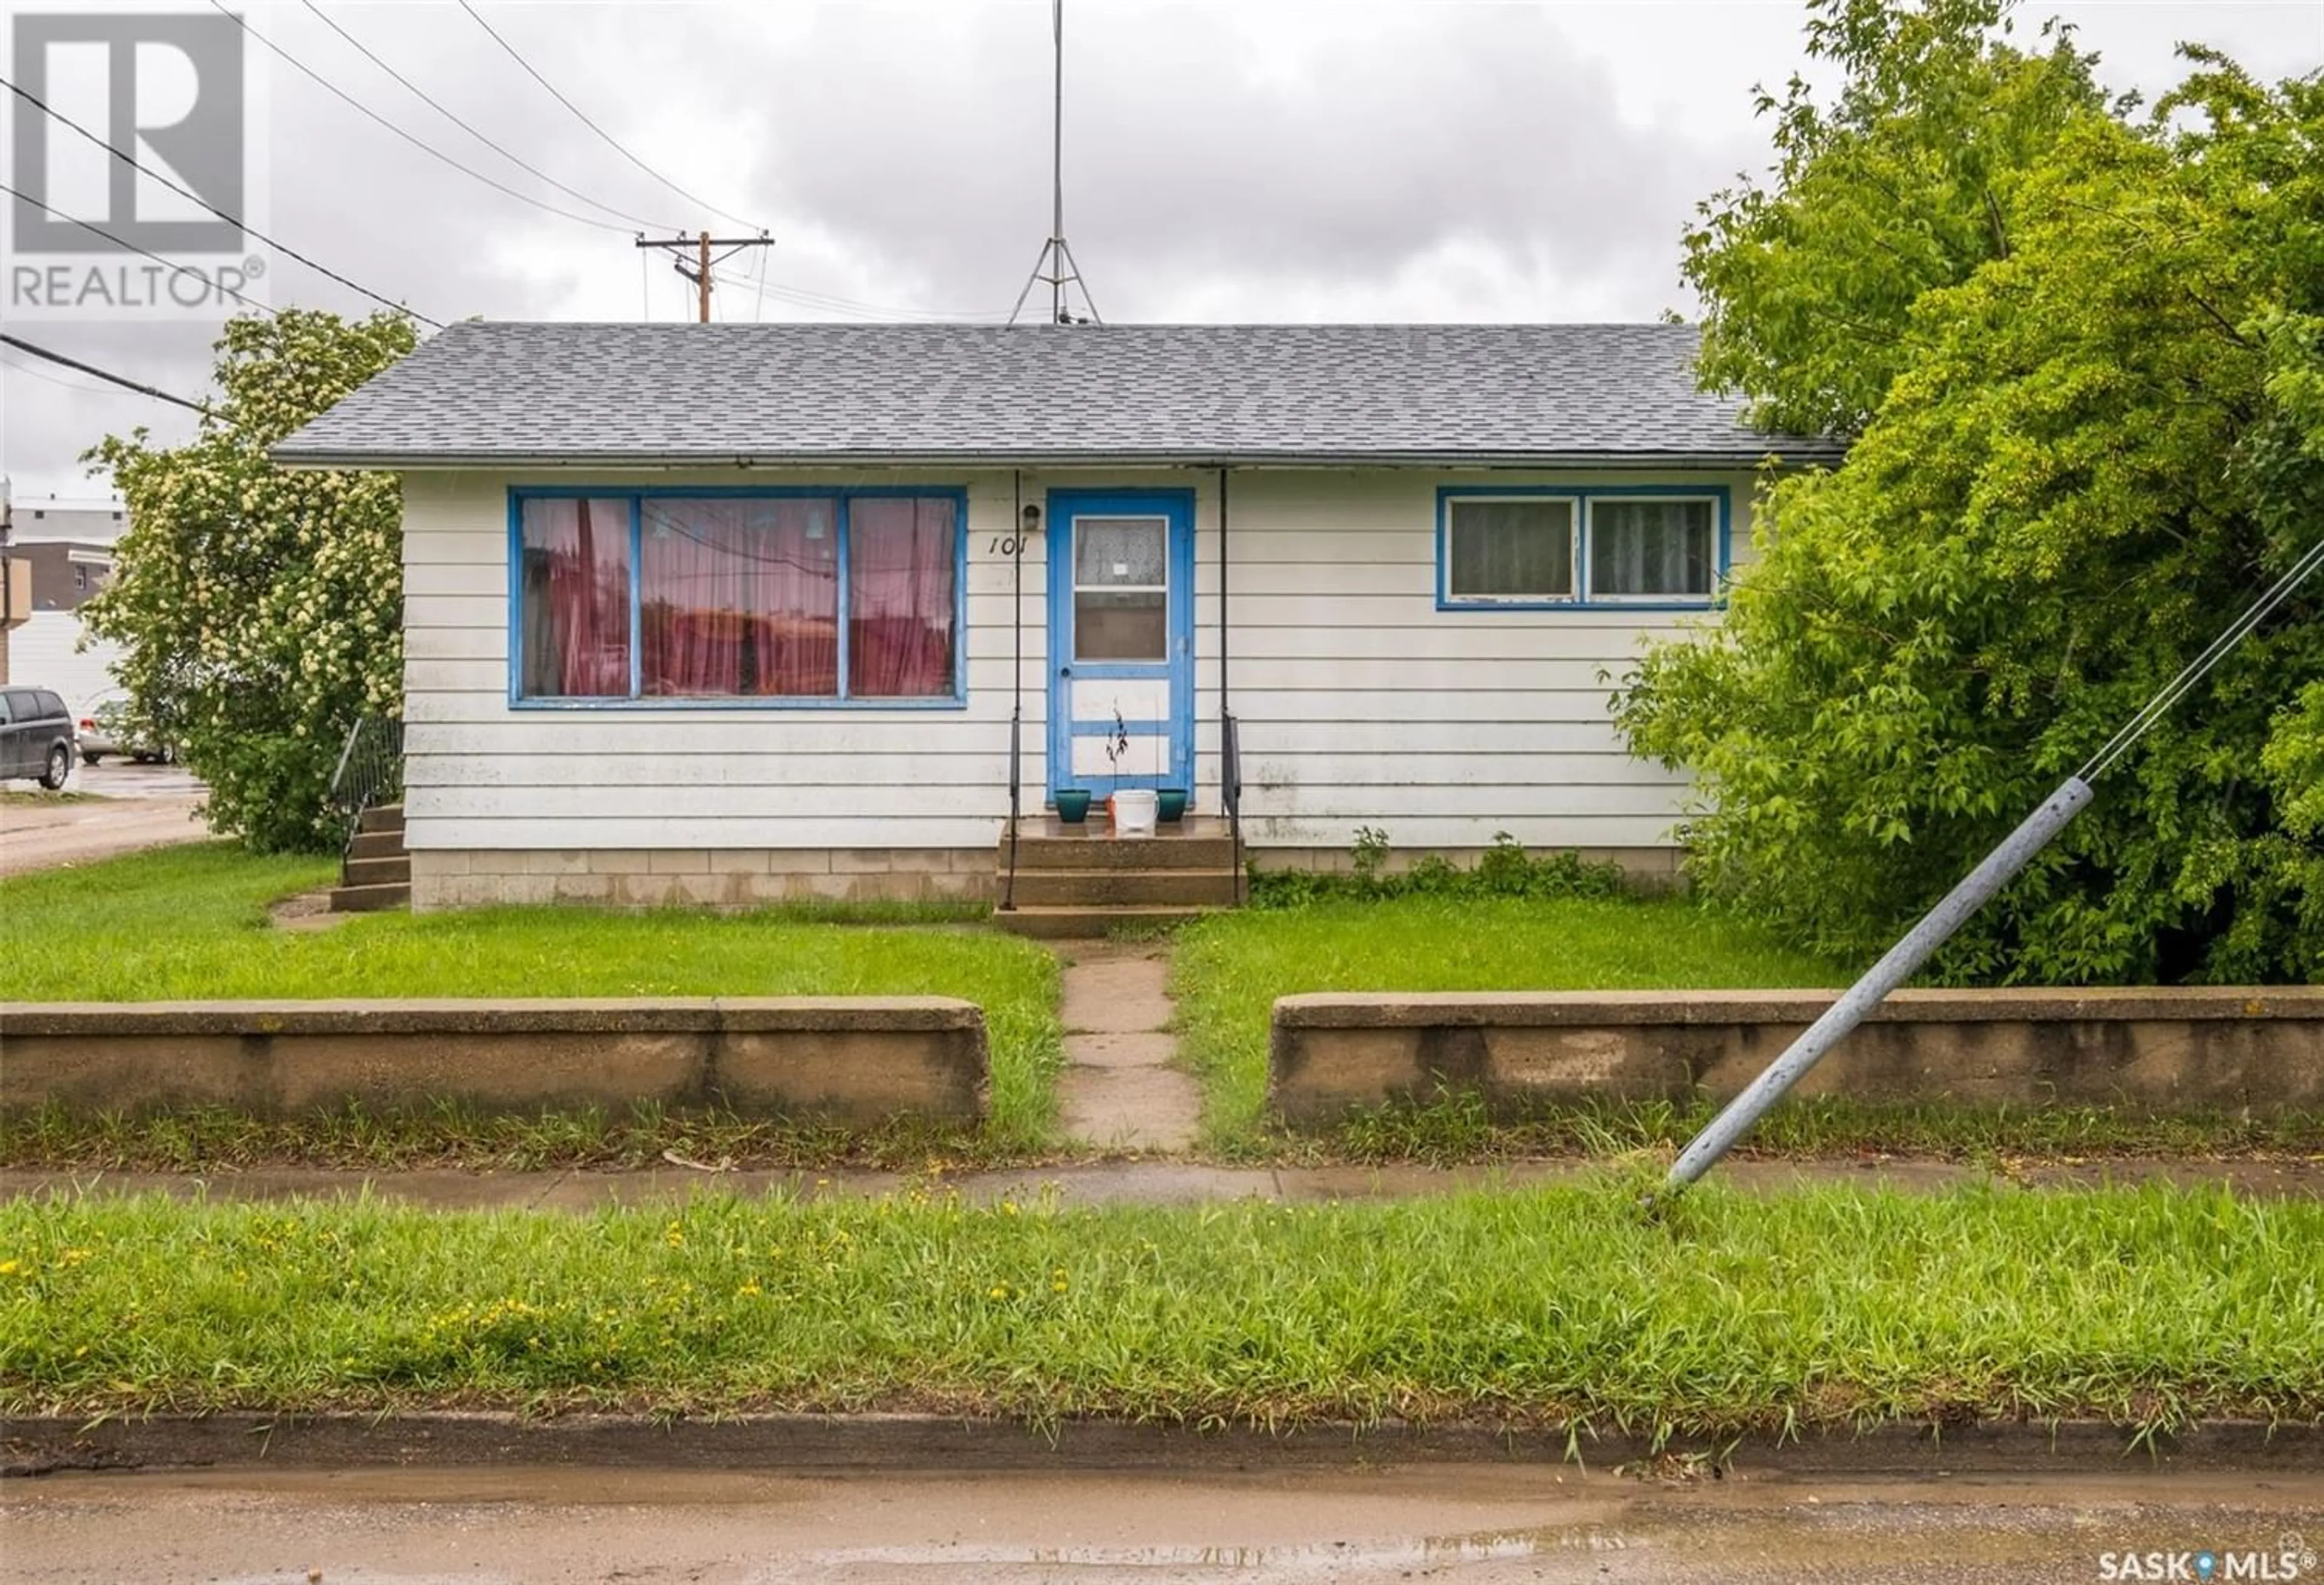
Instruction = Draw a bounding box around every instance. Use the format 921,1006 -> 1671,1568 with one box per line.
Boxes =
1438,488 -> 1725,609
514,491 -> 962,704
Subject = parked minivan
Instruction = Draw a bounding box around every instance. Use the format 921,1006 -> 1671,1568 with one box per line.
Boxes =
0,687 -> 77,789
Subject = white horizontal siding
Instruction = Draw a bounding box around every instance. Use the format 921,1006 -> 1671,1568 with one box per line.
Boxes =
396,464 -> 1742,855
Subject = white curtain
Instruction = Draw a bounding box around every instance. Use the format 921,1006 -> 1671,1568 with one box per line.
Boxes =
1590,500 -> 1713,597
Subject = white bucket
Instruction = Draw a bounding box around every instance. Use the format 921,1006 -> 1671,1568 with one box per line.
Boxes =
1112,789 -> 1160,836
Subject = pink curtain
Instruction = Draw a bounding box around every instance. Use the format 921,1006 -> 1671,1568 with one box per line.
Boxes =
848,497 -> 957,698
640,499 -> 839,697
519,497 -> 631,697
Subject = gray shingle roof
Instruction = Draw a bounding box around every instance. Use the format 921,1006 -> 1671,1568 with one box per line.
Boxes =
272,321 -> 1843,469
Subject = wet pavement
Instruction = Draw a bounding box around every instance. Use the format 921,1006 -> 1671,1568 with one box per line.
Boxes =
1055,941 -> 1203,1152
0,760 -> 205,875
5,1462 -> 2319,1583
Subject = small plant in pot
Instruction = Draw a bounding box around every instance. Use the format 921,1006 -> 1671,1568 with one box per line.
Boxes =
1103,704 -> 1159,836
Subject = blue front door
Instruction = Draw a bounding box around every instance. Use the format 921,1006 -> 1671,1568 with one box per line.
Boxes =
1046,490 -> 1194,802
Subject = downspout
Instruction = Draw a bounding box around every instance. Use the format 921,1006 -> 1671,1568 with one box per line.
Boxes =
1219,466 -> 1242,904
1001,469 -> 1025,911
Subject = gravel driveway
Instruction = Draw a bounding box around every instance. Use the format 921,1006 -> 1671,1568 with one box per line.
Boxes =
0,761 -> 208,875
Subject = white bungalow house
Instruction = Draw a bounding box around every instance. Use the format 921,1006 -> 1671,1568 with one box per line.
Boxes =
274,321 -> 1839,930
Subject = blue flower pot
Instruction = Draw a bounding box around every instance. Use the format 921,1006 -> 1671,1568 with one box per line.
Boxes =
1054,789 -> 1093,824
1156,789 -> 1189,824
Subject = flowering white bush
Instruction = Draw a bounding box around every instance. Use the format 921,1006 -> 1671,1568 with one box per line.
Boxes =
82,310 -> 416,852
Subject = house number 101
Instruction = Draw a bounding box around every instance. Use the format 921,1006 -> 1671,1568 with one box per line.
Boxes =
986,536 -> 1025,556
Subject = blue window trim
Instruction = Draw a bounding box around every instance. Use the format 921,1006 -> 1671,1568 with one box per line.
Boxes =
506,485 -> 970,710
1044,489 -> 1196,802
1435,484 -> 1733,612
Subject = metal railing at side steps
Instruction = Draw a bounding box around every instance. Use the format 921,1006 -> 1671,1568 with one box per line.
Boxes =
1000,704 -> 1023,911
1222,708 -> 1245,906
326,715 -> 405,868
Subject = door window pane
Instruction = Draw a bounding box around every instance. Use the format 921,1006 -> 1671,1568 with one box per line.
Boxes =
640,497 -> 839,698
1075,517 -> 1166,586
1589,499 -> 1716,597
1074,516 -> 1167,661
518,497 -> 633,697
849,496 -> 958,698
1075,591 -> 1167,661
1446,499 -> 1574,601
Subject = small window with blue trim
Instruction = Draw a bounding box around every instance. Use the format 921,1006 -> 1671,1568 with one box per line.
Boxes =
1440,489 -> 1724,608
1444,497 -> 1577,603
513,490 -> 962,704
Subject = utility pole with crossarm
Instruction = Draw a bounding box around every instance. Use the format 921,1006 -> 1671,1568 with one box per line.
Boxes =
634,231 -> 773,322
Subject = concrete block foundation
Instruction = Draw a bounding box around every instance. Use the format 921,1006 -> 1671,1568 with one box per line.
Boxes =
410,850 -> 997,910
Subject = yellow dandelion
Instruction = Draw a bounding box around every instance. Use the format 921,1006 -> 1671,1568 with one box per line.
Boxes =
989,1284 -> 1009,1299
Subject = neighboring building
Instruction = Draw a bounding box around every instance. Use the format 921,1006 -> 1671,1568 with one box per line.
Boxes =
273,321 -> 1841,912
10,540 -> 116,610
0,490 -> 123,687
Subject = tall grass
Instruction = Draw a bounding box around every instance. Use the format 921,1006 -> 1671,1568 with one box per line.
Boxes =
5,1180 -> 2318,1437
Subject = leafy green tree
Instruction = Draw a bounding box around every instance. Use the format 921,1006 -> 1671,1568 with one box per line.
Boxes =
1621,41 -> 2324,984
82,309 -> 416,853
1684,0 -> 2106,436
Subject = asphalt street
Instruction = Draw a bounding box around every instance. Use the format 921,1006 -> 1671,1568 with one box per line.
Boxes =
5,1463 -> 2319,1584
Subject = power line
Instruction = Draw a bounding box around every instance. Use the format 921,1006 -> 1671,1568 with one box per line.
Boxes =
0,75 -> 441,328
0,178 -> 273,314
207,1 -> 635,236
0,333 -> 209,413
2076,530 -> 2324,783
297,0 -> 678,236
457,0 -> 762,235
709,265 -> 1010,323
2,348 -> 137,400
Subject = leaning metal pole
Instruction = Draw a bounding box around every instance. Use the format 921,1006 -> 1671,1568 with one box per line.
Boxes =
1659,774 -> 2096,1196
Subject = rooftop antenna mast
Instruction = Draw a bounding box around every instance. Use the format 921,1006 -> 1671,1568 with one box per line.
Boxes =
1009,0 -> 1100,325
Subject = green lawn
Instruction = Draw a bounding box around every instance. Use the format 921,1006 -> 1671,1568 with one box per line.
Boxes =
0,844 -> 1062,1152
6,1178 -> 2317,1437
1172,895 -> 1842,1150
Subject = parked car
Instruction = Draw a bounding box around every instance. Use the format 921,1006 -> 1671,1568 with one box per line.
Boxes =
0,687 -> 77,789
76,692 -> 177,766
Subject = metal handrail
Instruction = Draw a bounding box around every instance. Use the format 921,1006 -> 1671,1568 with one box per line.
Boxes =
1222,707 -> 1244,905
326,715 -> 404,856
1000,705 -> 1023,911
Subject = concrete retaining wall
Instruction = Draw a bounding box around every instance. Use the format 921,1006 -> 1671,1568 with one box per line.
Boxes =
1268,987 -> 2324,1125
1,999 -> 990,1124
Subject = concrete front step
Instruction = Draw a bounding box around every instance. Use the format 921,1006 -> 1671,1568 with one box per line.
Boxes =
1005,868 -> 1239,908
993,905 -> 1215,940
358,803 -> 405,835
343,855 -> 412,888
328,881 -> 410,914
339,822 -> 404,859
346,829 -> 407,862
999,836 -> 1236,871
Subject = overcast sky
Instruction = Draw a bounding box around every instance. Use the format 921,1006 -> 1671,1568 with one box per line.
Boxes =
2,0 -> 2317,499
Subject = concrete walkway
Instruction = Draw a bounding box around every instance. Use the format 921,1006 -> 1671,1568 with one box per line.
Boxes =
1053,940 -> 1203,1152
7,1155 -> 2322,1212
